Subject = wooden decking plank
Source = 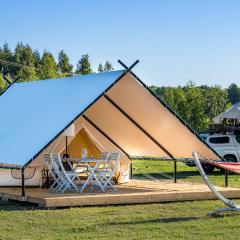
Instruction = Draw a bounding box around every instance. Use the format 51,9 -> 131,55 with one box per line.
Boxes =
0,180 -> 239,208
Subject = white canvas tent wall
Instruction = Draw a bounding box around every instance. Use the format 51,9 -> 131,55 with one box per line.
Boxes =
213,102 -> 240,123
0,61 -> 223,191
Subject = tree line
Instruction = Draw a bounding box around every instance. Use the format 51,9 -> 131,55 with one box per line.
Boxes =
150,82 -> 240,131
0,42 -> 114,91
1,42 -> 240,131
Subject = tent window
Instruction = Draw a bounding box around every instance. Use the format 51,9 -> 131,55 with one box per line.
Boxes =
209,136 -> 230,144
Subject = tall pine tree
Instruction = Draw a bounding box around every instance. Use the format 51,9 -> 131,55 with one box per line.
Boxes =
32,50 -> 42,78
98,62 -> 104,72
40,51 -> 58,79
0,43 -> 15,75
14,42 -> 37,81
103,61 -> 114,72
57,50 -> 73,76
75,54 -> 92,75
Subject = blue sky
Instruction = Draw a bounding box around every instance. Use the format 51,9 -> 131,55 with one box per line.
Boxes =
1,0 -> 240,87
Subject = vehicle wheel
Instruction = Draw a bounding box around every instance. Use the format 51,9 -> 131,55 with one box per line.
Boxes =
224,156 -> 237,162
219,155 -> 237,173
202,164 -> 215,173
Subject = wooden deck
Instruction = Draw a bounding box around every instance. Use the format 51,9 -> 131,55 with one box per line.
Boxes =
0,180 -> 240,208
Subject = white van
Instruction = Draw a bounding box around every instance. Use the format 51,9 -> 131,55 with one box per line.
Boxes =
201,133 -> 240,162
185,132 -> 240,172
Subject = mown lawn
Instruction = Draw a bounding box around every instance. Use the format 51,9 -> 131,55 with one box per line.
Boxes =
0,199 -> 240,239
133,159 -> 240,187
0,160 -> 240,239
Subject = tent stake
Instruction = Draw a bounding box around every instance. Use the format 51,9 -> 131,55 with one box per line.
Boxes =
21,168 -> 25,198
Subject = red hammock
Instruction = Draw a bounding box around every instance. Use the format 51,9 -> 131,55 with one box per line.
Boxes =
210,162 -> 240,174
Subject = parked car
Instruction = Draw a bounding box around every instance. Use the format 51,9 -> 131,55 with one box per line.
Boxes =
185,132 -> 240,172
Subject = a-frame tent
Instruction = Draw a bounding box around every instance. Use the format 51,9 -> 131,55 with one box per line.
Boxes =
0,60 -> 223,192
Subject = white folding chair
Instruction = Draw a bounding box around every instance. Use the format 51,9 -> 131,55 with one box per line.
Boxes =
99,153 -> 120,191
49,154 -> 68,193
44,154 -> 63,192
50,154 -> 80,193
57,154 -> 82,192
90,153 -> 110,190
97,153 -> 110,172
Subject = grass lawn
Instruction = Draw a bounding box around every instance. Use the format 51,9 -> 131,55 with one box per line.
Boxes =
133,159 -> 240,187
0,199 -> 240,239
0,160 -> 240,239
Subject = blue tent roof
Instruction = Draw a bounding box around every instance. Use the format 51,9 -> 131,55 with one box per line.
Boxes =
0,70 -> 124,167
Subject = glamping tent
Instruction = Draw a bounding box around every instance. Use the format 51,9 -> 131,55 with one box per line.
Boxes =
213,102 -> 240,124
0,60 -> 223,191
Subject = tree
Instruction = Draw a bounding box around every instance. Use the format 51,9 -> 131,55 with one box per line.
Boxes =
184,85 -> 208,130
158,86 -> 178,110
103,61 -> 114,72
150,83 -> 225,131
0,74 -> 7,94
14,42 -> 37,81
40,51 -> 58,79
32,50 -> 41,78
0,43 -> 15,75
156,85 -> 207,130
97,61 -> 114,73
75,54 -> 92,75
57,50 -> 73,76
227,83 -> 240,104
204,85 -> 229,120
98,63 -> 104,73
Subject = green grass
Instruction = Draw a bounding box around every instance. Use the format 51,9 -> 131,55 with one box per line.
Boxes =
0,200 -> 240,239
0,160 -> 240,239
133,160 -> 240,187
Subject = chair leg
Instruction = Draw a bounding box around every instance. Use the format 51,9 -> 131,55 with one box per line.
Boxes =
80,175 -> 92,193
102,174 -> 117,191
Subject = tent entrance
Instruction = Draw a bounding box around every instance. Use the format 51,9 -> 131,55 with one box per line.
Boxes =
63,128 -> 101,160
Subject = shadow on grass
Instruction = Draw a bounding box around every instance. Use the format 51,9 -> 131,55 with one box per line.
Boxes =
109,216 -> 202,225
0,200 -> 38,211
